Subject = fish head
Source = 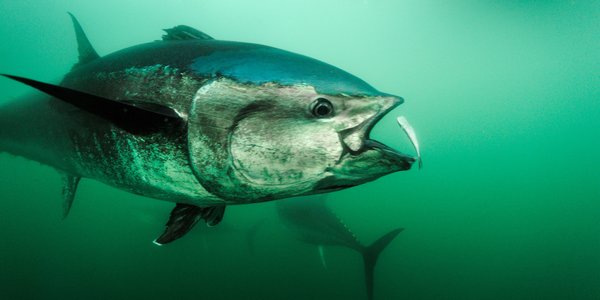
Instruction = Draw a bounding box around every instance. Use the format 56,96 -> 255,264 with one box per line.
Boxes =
311,93 -> 416,193
187,45 -> 416,202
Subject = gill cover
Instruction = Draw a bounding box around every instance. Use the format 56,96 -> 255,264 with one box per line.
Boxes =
187,78 -> 344,202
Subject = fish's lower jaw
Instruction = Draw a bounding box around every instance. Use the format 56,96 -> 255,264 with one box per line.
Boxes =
364,139 -> 416,170
316,158 -> 409,193
323,144 -> 415,190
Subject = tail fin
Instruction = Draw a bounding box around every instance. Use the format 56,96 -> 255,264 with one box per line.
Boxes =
361,228 -> 404,300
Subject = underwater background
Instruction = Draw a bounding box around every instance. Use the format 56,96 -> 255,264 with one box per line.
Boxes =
0,0 -> 598,299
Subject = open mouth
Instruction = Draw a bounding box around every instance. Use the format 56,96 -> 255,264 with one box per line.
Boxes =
339,96 -> 421,171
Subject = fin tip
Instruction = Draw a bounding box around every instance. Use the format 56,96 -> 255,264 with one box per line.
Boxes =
69,12 -> 100,67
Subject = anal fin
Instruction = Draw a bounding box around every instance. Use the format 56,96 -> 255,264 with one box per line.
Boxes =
246,219 -> 266,255
61,174 -> 81,219
318,245 -> 328,270
153,203 -> 226,246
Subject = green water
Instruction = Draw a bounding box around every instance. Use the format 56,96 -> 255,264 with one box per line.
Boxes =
1,1 -> 598,299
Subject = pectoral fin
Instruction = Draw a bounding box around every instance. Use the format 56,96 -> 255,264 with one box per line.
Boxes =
153,203 -> 226,246
0,74 -> 184,135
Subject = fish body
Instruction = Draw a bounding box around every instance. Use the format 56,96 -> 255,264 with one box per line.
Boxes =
277,196 -> 403,300
0,15 -> 417,243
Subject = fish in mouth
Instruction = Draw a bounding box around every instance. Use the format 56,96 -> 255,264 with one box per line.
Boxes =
0,14 -> 421,244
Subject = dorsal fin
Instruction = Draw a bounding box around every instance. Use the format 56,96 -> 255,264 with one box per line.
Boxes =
68,12 -> 100,67
162,25 -> 214,41
61,174 -> 81,219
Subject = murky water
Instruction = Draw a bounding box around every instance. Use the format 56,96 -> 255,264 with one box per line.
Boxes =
1,1 -> 599,299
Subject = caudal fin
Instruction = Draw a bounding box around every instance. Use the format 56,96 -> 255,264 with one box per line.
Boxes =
361,228 -> 404,300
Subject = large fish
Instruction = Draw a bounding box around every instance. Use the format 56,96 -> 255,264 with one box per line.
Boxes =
0,14 -> 418,244
277,196 -> 403,300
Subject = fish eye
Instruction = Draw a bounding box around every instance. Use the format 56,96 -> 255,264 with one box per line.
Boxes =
311,98 -> 334,118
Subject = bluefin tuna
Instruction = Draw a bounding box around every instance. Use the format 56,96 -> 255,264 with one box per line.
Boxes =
277,196 -> 403,300
0,14 -> 418,244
